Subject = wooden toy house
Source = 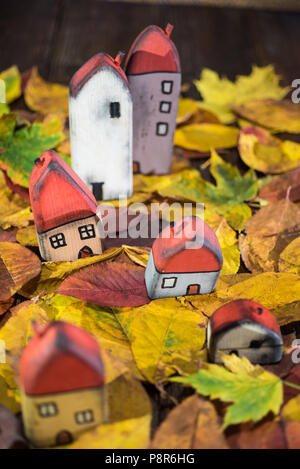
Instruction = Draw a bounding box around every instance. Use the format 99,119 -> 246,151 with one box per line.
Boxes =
145,216 -> 223,299
69,52 -> 133,201
125,24 -> 181,175
207,299 -> 283,364
29,150 -> 103,262
20,321 -> 107,447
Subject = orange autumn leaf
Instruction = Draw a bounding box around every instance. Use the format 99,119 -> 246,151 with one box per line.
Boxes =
0,242 -> 41,301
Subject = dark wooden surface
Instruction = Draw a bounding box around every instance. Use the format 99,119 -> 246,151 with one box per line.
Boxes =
1,0 -> 300,91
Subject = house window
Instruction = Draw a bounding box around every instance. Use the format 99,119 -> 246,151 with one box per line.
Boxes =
161,80 -> 173,94
75,409 -> 94,425
110,102 -> 120,118
38,402 -> 58,418
78,224 -> 96,240
49,233 -> 67,249
159,101 -> 172,113
162,277 -> 177,288
156,122 -> 169,136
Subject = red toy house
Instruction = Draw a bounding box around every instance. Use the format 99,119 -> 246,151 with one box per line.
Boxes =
29,150 -> 103,262
207,299 -> 283,364
20,321 -> 107,447
145,216 -> 223,299
125,24 -> 181,175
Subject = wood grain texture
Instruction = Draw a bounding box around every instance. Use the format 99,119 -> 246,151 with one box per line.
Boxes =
1,0 -> 299,89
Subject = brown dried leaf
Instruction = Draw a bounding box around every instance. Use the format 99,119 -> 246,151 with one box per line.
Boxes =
239,199 -> 300,273
151,395 -> 228,449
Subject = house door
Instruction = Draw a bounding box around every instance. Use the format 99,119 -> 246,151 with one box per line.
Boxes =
78,246 -> 94,259
56,430 -> 73,445
186,284 -> 200,295
133,161 -> 140,173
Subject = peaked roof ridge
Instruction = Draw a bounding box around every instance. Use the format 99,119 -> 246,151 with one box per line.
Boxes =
70,52 -> 129,98
29,150 -> 98,232
20,321 -> 105,396
53,323 -> 104,376
152,216 -> 223,273
125,24 -> 181,74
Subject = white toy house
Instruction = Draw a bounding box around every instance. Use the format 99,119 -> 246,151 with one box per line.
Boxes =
69,52 -> 133,201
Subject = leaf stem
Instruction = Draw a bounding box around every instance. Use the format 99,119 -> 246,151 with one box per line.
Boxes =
283,380 -> 300,392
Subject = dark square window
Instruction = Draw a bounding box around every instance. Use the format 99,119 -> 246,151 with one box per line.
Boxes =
156,122 -> 169,136
110,102 -> 120,118
160,101 -> 172,113
49,233 -> 66,249
75,410 -> 94,425
38,402 -> 58,418
78,224 -> 96,240
161,81 -> 173,94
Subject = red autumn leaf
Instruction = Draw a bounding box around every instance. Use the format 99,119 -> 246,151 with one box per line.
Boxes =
0,228 -> 17,243
228,419 -> 286,449
57,260 -> 150,307
259,167 -> 300,203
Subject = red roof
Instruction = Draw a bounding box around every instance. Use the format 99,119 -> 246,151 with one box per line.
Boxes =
20,321 -> 105,396
70,52 -> 129,98
29,150 -> 98,233
125,24 -> 181,74
210,299 -> 281,337
152,217 -> 223,273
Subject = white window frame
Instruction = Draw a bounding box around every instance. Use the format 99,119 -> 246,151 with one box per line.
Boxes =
159,101 -> 172,113
156,122 -> 169,137
75,409 -> 94,425
38,402 -> 58,418
162,277 -> 177,289
49,232 -> 67,249
78,223 -> 96,240
162,80 -> 173,94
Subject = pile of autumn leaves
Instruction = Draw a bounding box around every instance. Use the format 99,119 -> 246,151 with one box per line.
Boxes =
0,64 -> 299,449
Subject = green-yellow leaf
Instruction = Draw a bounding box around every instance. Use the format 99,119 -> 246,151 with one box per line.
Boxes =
172,353 -> 283,428
194,66 -> 289,124
0,66 -> 21,104
0,113 -> 65,187
134,150 -> 258,231
113,297 -> 207,383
